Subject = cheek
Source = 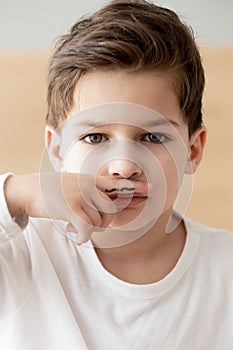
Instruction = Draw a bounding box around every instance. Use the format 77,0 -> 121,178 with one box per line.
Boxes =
155,147 -> 186,202
62,144 -> 90,173
164,160 -> 179,196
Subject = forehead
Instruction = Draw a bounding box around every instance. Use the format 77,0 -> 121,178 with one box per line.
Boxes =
71,70 -> 183,124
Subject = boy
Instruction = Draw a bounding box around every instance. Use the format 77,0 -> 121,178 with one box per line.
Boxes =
1,0 -> 233,349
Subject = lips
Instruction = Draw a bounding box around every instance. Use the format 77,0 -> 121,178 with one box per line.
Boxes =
108,193 -> 147,208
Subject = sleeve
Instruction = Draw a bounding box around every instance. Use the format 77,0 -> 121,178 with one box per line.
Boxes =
0,173 -> 32,319
0,173 -> 24,242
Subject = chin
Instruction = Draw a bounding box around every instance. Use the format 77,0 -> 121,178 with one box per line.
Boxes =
109,205 -> 147,229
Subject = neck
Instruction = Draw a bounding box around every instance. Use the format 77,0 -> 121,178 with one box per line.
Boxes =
93,210 -> 187,284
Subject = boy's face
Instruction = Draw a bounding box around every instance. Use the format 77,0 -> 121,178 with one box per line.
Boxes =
47,71 -> 206,230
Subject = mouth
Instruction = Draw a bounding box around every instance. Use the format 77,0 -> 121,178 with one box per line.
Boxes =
108,193 -> 148,208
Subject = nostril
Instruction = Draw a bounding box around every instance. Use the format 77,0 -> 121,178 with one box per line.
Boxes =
111,171 -> 139,179
131,172 -> 139,177
108,160 -> 143,179
111,172 -> 121,178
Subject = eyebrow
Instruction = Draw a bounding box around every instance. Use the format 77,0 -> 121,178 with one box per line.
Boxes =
141,119 -> 180,128
74,118 -> 180,128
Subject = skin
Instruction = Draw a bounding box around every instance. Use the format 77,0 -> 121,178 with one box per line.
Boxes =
45,70 -> 207,284
4,70 -> 206,284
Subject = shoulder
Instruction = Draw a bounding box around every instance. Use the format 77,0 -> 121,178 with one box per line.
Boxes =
185,216 -> 233,238
184,216 -> 233,264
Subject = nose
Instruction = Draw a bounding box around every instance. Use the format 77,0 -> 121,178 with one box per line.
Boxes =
108,159 -> 143,179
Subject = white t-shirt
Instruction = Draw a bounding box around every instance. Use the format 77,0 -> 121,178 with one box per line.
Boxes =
0,174 -> 233,350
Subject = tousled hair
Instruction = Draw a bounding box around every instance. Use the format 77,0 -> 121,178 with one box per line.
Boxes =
46,0 -> 205,136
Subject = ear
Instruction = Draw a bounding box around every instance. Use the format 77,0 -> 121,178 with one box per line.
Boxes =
45,125 -> 63,171
185,126 -> 207,174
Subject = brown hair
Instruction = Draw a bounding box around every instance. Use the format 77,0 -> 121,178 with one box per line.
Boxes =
46,0 -> 205,136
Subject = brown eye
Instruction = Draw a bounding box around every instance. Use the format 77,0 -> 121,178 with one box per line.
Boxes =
143,133 -> 167,143
84,134 -> 107,144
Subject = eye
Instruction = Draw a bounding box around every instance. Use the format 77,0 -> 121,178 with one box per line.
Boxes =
81,133 -> 108,144
142,133 -> 169,144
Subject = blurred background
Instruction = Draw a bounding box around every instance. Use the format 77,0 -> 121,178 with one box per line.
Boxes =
0,0 -> 232,230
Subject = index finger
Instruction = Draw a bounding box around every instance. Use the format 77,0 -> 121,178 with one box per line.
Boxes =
96,176 -> 151,196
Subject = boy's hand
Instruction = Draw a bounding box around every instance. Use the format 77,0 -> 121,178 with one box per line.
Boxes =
4,173 -> 149,244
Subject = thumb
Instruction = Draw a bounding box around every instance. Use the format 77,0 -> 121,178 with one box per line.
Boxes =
66,220 -> 99,245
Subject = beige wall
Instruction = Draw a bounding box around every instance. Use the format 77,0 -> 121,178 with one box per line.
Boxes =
0,52 -> 48,173
0,48 -> 232,231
